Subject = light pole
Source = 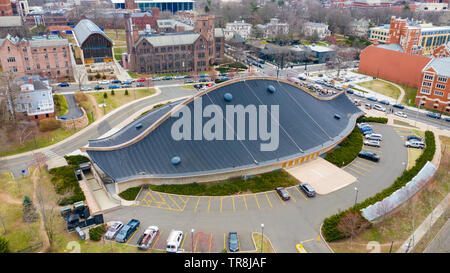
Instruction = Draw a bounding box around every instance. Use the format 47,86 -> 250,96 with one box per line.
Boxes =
191,228 -> 194,253
354,187 -> 359,209
260,223 -> 264,253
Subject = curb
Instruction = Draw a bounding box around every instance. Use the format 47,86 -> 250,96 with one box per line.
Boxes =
319,222 -> 335,253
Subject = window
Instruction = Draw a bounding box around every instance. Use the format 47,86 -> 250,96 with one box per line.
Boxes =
46,63 -> 50,69
22,47 -> 27,52
422,81 -> 432,87
437,76 -> 447,83
424,74 -> 434,80
434,90 -> 444,96
37,64 -> 40,69
44,54 -> 48,59
436,84 -> 446,89
420,88 -> 431,95
26,66 -> 30,71
7,57 -> 15,62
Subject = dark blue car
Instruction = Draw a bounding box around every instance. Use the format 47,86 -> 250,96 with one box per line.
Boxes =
393,104 -> 405,109
109,85 -> 120,89
367,97 -> 377,102
58,82 -> 69,87
111,80 -> 122,84
426,112 -> 441,119
228,232 -> 239,252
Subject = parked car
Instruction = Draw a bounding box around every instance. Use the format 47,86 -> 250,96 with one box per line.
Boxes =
109,85 -> 120,89
81,86 -> 91,91
346,89 -> 354,94
99,80 -> 109,84
394,111 -> 407,118
228,232 -> 239,252
353,99 -> 361,106
444,117 -> 450,122
184,79 -> 195,84
373,104 -> 386,112
426,112 -> 441,119
367,97 -> 377,102
364,140 -> 381,147
58,82 -> 69,87
219,73 -> 228,77
123,80 -> 133,85
137,226 -> 159,250
152,77 -> 162,81
365,133 -> 383,141
405,140 -> 425,149
173,76 -> 185,80
365,103 -> 372,109
275,187 -> 290,201
379,99 -> 390,105
116,219 -> 140,243
393,104 -> 405,109
136,78 -> 147,82
136,82 -> 144,87
111,80 -> 121,84
105,221 -> 124,240
199,78 -> 209,82
357,123 -> 369,129
166,230 -> 184,253
94,85 -> 104,90
121,84 -> 132,88
163,76 -> 173,80
358,151 -> 380,162
407,135 -> 422,142
299,183 -> 316,197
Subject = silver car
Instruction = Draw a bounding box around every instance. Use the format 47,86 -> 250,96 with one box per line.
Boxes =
394,111 -> 407,118
373,104 -> 386,112
405,141 -> 425,149
364,140 -> 380,147
105,221 -> 124,240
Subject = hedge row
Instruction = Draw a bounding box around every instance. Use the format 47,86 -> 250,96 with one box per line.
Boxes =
64,155 -> 90,166
118,186 -> 142,201
49,165 -> 86,206
322,131 -> 436,242
357,116 -> 388,124
89,224 -> 106,241
325,127 -> 364,167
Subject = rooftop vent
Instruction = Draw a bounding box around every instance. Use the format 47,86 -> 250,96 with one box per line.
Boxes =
224,93 -> 233,102
268,85 -> 276,93
171,156 -> 181,165
136,123 -> 143,129
334,114 -> 341,120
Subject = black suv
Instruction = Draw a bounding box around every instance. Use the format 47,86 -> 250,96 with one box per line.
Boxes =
94,85 -> 104,90
358,151 -> 380,162
407,135 -> 422,142
299,183 -> 316,197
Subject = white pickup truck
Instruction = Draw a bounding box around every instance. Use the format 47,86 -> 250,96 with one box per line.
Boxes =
137,226 -> 159,250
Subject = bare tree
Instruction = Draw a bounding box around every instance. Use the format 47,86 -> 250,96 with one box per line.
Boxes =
15,121 -> 34,147
0,71 -> 19,124
337,211 -> 370,244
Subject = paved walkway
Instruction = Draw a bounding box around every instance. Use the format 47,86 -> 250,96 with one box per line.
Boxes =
378,79 -> 405,104
424,217 -> 450,253
59,94 -> 83,120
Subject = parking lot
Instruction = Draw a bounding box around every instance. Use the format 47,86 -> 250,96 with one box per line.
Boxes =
104,123 -> 408,253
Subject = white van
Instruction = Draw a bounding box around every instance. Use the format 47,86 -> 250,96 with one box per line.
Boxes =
166,230 -> 184,253
365,133 -> 383,141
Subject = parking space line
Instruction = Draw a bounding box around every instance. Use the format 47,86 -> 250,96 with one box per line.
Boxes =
232,197 -> 235,212
208,197 -> 212,212
126,227 -> 139,244
254,194 -> 261,210
168,194 -> 182,211
243,195 -> 248,210
349,163 -> 371,172
265,193 -> 272,208
178,195 -> 187,203
275,191 -> 286,205
194,197 -> 201,212
180,233 -> 186,249
152,231 -> 162,249
180,197 -> 190,211
354,160 -> 375,167
194,233 -> 200,253
220,197 -> 223,213
286,188 -> 296,202
296,187 -> 308,200
208,233 -> 213,253
345,166 -> 365,176
224,233 -> 226,251
157,192 -> 166,203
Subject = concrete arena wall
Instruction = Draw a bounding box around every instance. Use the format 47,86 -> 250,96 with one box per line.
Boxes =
358,46 -> 431,88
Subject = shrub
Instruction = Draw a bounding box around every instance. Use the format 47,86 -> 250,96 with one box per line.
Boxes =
103,92 -> 108,99
357,116 -> 388,124
119,186 -> 141,201
88,75 -> 93,81
64,155 -> 90,166
325,127 -> 363,167
49,165 -> 85,206
102,75 -> 106,79
95,73 -> 101,79
111,90 -> 115,96
322,131 -> 436,242
74,91 -> 88,103
0,237 -> 10,253
39,119 -> 61,132
124,89 -> 129,96
89,224 -> 106,241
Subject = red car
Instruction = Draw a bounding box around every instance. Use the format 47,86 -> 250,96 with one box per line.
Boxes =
137,78 -> 147,82
276,187 -> 290,201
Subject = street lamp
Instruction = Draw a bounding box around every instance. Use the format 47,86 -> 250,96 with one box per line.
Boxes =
191,228 -> 194,253
260,223 -> 264,253
354,187 -> 359,208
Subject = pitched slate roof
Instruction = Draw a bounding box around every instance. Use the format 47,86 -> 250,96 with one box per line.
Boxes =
87,79 -> 363,182
73,19 -> 113,47
376,43 -> 405,53
143,32 -> 199,47
423,57 -> 450,77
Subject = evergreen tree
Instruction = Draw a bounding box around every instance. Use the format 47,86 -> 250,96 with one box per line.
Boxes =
0,237 -> 10,253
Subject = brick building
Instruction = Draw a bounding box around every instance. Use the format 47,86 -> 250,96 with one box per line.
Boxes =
124,13 -> 224,74
0,34 -> 74,80
73,19 -> 114,64
0,0 -> 13,16
416,58 -> 450,112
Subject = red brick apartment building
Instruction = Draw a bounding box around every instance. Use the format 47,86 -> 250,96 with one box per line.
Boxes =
0,0 -> 12,16
416,58 -> 450,112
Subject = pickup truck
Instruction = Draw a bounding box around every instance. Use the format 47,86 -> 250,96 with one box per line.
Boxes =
137,226 -> 159,250
115,219 -> 140,243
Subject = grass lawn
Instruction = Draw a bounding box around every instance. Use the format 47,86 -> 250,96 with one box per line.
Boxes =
358,80 -> 401,99
91,88 -> 156,114
393,119 -> 417,128
407,148 -> 423,170
328,135 -> 449,253
144,171 -> 299,196
103,29 -> 126,46
180,84 -> 195,90
53,95 -> 68,116
113,46 -> 127,61
398,83 -> 417,106
0,128 -> 80,157
0,169 -> 43,252
252,233 -> 275,253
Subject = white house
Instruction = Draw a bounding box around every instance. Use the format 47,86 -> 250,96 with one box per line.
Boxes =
13,75 -> 54,120
256,18 -> 289,39
303,22 -> 331,39
224,20 -> 252,40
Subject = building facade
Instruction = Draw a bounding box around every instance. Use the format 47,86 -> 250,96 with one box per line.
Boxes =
0,0 -> 13,16
303,22 -> 331,39
0,34 -> 74,80
224,20 -> 252,40
256,18 -> 289,39
112,0 -> 194,13
12,75 -> 55,121
416,57 -> 450,112
73,19 -> 114,64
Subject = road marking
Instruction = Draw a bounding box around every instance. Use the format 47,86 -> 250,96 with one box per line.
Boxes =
126,227 -> 139,244
232,197 -> 235,212
151,231 -> 162,249
286,188 -> 296,202
224,233 -> 226,251
194,196 -> 201,212
207,197 -> 212,212
180,196 -> 189,211
194,233 -> 199,253
168,194 -> 182,210
180,233 -> 186,249
243,195 -> 248,210
157,192 -> 165,202
345,166 -> 365,176
354,160 -> 375,167
349,163 -> 371,172
296,243 -> 307,253
220,197 -> 223,213
275,191 -> 286,205
265,193 -> 272,208
208,233 -> 213,253
254,194 -> 261,210
296,187 -> 308,200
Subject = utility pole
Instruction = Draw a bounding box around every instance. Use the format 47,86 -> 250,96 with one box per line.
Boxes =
260,223 -> 264,253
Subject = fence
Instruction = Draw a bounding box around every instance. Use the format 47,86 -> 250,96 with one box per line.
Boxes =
361,161 -> 437,222
17,242 -> 43,253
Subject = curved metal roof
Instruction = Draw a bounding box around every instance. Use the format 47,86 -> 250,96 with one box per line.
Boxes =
73,19 -> 113,47
87,78 -> 363,182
